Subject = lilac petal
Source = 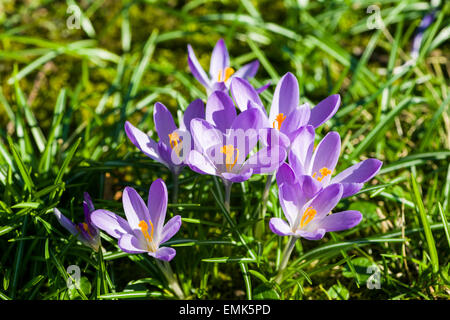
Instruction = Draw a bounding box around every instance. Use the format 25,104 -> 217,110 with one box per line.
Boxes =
233,60 -> 259,79
228,108 -> 265,159
53,208 -> 78,236
308,184 -> 343,220
308,94 -> 340,128
242,145 -> 286,175
340,182 -> 364,198
209,39 -> 230,80
83,192 -> 95,212
125,121 -> 164,164
90,209 -> 133,239
182,99 -> 205,132
289,125 -> 315,176
152,247 -> 176,261
319,210 -> 362,232
259,127 -> 290,149
296,228 -> 326,240
157,141 -> 179,170
205,91 -> 236,132
276,162 -> 297,187
310,131 -> 341,184
332,159 -> 382,185
230,77 -> 263,112
269,218 -> 294,236
221,170 -> 253,183
154,102 -> 178,147
210,81 -> 228,93
256,81 -> 271,94
159,215 -> 182,244
231,107 -> 265,132
298,175 -> 322,199
187,149 -> 218,176
83,192 -> 97,231
280,104 -> 311,138
187,44 -> 211,88
279,182 -> 306,227
247,100 -> 268,118
190,119 -> 224,153
118,234 -> 147,253
122,187 -> 151,231
269,72 -> 299,122
147,179 -> 168,238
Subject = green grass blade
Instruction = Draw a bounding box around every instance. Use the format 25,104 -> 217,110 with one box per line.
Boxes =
410,172 -> 439,273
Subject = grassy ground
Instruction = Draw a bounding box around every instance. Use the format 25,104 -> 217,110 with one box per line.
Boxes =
0,0 -> 449,300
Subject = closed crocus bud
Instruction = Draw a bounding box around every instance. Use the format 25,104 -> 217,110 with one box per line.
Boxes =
53,192 -> 100,252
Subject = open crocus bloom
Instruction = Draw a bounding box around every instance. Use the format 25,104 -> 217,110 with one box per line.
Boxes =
230,72 -> 341,147
125,99 -> 205,175
277,125 -> 383,199
187,90 -> 286,182
269,183 -> 362,240
187,38 -> 261,96
90,179 -> 181,261
187,118 -> 286,183
53,192 -> 101,252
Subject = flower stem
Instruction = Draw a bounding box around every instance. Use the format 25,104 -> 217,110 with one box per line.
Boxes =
96,248 -> 108,297
156,260 -> 185,299
224,180 -> 232,213
255,174 -> 273,239
172,172 -> 179,205
274,236 -> 297,284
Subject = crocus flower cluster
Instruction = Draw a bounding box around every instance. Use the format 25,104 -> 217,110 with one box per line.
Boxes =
54,37 -> 382,268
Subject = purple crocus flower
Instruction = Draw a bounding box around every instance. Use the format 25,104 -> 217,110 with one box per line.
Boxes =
188,38 -> 261,96
269,183 -> 362,240
411,12 -> 435,59
125,99 -> 205,176
277,125 -> 383,199
53,192 -> 101,252
90,179 -> 181,262
230,72 -> 341,146
186,91 -> 286,182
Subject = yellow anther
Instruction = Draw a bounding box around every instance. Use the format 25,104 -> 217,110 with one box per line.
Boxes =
168,131 -> 183,157
312,167 -> 332,182
82,223 -> 93,237
272,113 -> 286,130
221,145 -> 239,172
138,220 -> 155,251
300,206 -> 317,228
217,67 -> 235,82
76,222 -> 93,238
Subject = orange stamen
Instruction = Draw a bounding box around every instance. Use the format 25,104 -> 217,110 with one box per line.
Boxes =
300,206 -> 317,228
312,167 -> 332,182
168,131 -> 183,157
217,67 -> 235,82
221,145 -> 239,172
272,113 -> 286,130
138,220 -> 155,251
